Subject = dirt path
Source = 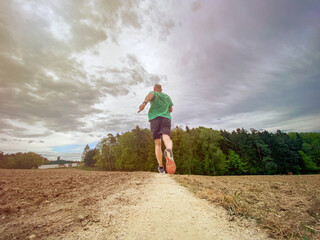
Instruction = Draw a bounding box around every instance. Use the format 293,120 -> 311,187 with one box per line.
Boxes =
65,173 -> 271,240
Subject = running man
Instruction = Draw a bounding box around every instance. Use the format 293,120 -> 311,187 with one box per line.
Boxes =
138,84 -> 176,174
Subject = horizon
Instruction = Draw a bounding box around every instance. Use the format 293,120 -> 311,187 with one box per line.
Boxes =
1,126 -> 319,161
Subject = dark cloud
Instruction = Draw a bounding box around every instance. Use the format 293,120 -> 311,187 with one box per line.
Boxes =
7,138 -> 44,144
70,22 -> 108,51
0,0 -> 170,137
0,120 -> 29,137
121,10 -> 141,29
13,132 -> 52,139
87,113 -> 148,134
96,54 -> 166,96
0,1 -> 106,134
172,0 -> 320,131
158,20 -> 175,41
190,1 -> 202,12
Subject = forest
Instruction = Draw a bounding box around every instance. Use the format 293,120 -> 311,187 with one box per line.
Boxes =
1,126 -> 319,174
0,151 -> 48,169
82,126 -> 320,175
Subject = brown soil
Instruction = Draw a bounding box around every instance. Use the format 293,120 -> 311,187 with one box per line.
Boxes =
0,169 -> 153,240
173,174 -> 320,239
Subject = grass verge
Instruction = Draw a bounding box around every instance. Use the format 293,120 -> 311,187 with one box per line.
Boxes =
173,174 -> 320,240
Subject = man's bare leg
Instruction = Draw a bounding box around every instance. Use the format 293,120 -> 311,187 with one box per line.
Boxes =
162,134 -> 176,174
162,134 -> 173,150
154,139 -> 163,167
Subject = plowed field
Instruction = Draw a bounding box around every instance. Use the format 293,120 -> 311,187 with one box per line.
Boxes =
0,169 -> 152,239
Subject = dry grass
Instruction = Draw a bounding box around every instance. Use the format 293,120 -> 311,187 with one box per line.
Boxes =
173,174 -> 320,240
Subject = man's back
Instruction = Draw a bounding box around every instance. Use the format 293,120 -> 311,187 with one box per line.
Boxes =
148,91 -> 173,121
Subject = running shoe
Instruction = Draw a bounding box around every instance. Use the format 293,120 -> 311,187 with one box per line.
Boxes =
158,165 -> 165,174
164,149 -> 176,174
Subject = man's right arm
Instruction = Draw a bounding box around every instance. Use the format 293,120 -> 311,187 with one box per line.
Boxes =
138,92 -> 154,113
144,92 -> 154,103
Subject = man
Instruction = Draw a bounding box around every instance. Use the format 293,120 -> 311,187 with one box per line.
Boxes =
138,84 -> 176,174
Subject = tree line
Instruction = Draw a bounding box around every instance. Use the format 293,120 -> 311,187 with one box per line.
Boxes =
82,126 -> 320,175
0,151 -> 49,169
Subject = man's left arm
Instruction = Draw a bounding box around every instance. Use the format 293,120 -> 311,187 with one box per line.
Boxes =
138,92 -> 154,113
168,97 -> 173,113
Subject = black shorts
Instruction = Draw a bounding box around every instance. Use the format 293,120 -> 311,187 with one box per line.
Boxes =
149,117 -> 171,140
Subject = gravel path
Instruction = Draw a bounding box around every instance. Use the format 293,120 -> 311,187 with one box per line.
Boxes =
66,173 -> 271,240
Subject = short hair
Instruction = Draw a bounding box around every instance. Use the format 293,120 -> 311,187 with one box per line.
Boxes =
154,84 -> 162,91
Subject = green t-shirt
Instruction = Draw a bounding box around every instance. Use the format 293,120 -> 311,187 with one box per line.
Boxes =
148,91 -> 173,121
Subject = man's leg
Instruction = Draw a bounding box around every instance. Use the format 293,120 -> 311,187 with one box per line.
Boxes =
154,139 -> 163,167
163,134 -> 176,174
162,134 -> 173,150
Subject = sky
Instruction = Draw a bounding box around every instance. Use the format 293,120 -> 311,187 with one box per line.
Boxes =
1,0 -> 320,161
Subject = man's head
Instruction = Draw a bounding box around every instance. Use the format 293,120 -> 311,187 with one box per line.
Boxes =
154,84 -> 162,92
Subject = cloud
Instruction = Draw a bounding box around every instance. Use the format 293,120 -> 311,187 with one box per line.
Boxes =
121,10 -> 141,29
170,0 -> 320,131
190,1 -> 202,12
0,1 -> 170,138
96,54 -> 166,95
1,1 -> 105,133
